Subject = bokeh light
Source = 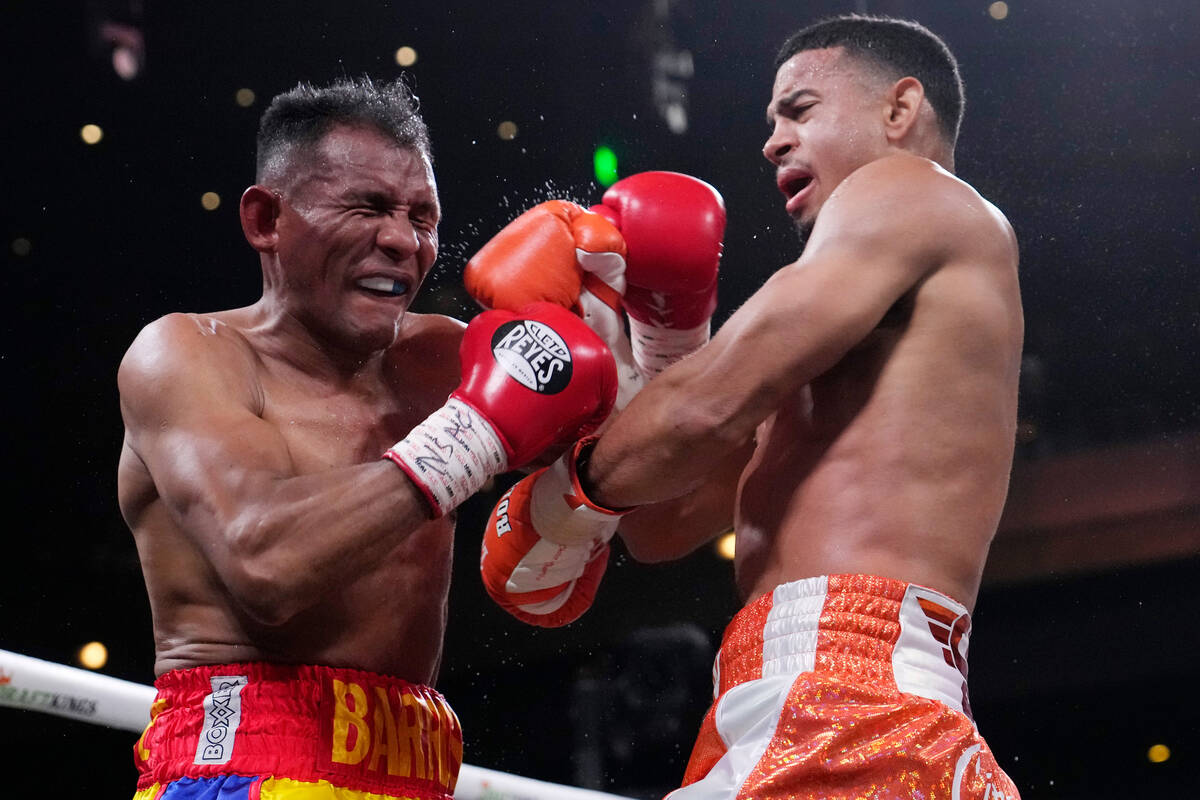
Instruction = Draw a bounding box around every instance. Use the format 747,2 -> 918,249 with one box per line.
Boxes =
1148,744 -> 1171,764
497,120 -> 519,140
594,145 -> 619,186
715,531 -> 736,560
80,124 -> 104,145
78,641 -> 108,670
395,46 -> 418,67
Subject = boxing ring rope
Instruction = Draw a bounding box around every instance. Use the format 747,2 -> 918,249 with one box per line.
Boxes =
0,648 -> 635,800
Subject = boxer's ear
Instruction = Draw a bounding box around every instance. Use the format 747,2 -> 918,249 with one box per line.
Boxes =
240,185 -> 280,252
883,76 -> 924,143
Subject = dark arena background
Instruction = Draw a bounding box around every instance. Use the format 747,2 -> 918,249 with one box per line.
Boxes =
3,1 -> 1198,796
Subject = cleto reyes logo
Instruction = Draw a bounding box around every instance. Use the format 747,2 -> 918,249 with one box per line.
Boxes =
491,319 -> 572,394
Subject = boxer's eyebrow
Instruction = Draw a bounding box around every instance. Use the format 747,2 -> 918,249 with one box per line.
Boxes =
345,189 -> 390,205
767,89 -> 817,126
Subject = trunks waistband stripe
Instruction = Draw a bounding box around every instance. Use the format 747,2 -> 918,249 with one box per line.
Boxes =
134,662 -> 462,799
715,574 -> 973,718
133,774 -> 443,800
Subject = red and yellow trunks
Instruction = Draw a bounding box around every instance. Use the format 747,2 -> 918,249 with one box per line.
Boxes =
132,662 -> 462,800
671,574 -> 1020,800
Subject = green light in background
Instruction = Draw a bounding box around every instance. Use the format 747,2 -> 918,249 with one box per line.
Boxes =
593,146 -> 619,187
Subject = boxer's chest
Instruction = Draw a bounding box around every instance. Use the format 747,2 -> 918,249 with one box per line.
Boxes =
260,382 -> 431,473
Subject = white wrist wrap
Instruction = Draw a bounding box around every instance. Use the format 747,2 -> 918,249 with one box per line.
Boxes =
385,398 -> 508,516
530,448 -> 623,548
628,317 -> 711,380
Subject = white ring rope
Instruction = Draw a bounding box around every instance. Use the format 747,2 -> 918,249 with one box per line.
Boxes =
0,648 -> 635,800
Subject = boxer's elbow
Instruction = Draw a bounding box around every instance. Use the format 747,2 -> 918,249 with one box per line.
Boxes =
227,566 -> 302,626
618,492 -> 735,564
619,530 -> 692,563
617,518 -> 668,562
223,519 -> 311,625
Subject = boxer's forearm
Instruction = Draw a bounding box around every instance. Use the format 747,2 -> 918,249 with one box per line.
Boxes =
582,342 -> 763,509
582,265 -> 835,509
192,461 -> 434,625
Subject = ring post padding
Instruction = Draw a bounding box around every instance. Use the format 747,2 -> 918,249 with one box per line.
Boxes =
0,648 -> 637,800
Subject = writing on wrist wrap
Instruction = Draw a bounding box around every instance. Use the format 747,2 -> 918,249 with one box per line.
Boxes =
383,398 -> 508,516
628,317 -> 711,379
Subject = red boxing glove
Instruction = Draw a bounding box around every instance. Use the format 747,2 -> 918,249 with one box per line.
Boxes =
464,200 -> 643,409
593,171 -> 725,378
384,303 -> 617,516
480,438 -> 625,627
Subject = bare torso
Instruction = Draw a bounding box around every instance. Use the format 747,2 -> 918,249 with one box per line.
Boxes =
117,307 -> 462,681
735,236 -> 1023,611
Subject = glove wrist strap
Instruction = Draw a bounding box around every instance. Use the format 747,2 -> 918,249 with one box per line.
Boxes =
531,437 -> 626,546
383,398 -> 508,517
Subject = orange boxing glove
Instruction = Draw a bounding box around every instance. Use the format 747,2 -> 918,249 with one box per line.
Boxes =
480,438 -> 626,627
465,200 -> 643,409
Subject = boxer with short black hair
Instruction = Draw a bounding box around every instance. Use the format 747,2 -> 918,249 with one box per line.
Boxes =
475,15 -> 1024,798
117,76 -> 615,800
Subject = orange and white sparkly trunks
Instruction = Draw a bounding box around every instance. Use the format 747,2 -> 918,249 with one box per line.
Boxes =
131,662 -> 462,800
670,574 -> 1020,800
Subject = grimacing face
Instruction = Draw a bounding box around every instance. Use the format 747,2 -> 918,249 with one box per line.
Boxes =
270,125 -> 440,353
764,47 -> 894,241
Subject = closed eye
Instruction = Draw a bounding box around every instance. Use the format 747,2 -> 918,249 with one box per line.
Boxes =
790,103 -> 816,120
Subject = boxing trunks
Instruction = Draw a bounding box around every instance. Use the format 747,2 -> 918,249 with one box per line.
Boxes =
670,574 -> 1020,800
132,662 -> 462,800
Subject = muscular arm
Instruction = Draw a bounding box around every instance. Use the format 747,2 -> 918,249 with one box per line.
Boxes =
584,156 -> 1004,509
118,314 -> 439,625
616,438 -> 753,562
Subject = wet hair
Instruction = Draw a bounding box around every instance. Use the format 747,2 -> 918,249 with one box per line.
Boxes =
255,75 -> 431,185
774,15 -> 964,146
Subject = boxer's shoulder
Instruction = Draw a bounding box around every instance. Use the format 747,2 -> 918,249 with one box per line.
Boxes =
813,155 -> 1014,267
395,310 -> 467,345
128,310 -> 256,370
370,313 -> 465,421
119,310 -> 263,412
387,311 -> 467,383
822,157 -> 953,227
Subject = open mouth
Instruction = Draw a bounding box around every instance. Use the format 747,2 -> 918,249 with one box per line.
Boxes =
355,276 -> 410,297
781,175 -> 813,199
780,173 -> 814,216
